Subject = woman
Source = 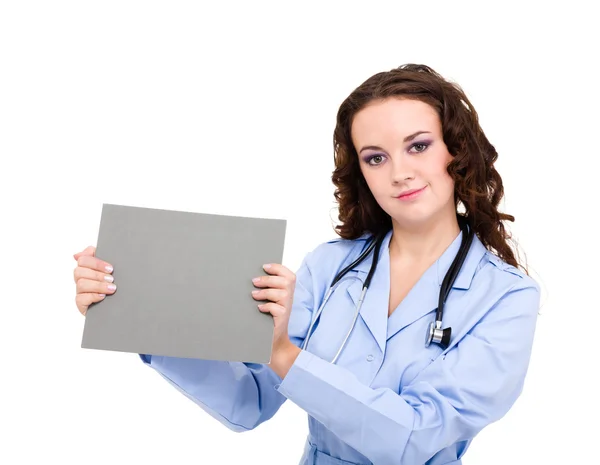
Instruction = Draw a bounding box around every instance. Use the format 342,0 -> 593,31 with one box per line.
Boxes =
73,64 -> 540,464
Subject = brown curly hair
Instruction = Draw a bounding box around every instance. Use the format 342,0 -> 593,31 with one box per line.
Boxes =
332,63 -> 526,272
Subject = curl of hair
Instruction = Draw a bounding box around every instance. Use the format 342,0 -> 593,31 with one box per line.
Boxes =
332,63 -> 526,272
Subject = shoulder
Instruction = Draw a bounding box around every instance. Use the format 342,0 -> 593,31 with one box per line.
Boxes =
480,250 -> 540,295
302,234 -> 371,270
457,249 -> 541,337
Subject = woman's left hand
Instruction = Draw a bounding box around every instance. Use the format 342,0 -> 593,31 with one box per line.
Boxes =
251,263 -> 300,377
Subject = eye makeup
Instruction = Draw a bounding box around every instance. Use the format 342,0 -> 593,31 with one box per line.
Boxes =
361,153 -> 386,165
360,139 -> 434,165
408,139 -> 433,153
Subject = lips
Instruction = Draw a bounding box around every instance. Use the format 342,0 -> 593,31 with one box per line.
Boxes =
396,186 -> 426,198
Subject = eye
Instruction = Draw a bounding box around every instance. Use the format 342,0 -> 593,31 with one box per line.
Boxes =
409,141 -> 431,154
366,154 -> 385,166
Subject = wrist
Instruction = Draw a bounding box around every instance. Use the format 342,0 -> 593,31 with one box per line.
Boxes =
269,338 -> 300,379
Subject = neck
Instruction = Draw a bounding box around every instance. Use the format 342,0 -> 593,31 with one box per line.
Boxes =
389,211 -> 460,263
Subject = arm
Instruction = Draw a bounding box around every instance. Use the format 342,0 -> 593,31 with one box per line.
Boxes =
140,254 -> 316,432
140,356 -> 283,432
273,282 -> 541,464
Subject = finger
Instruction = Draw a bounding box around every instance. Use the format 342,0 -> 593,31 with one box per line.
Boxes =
74,266 -> 115,284
251,288 -> 287,303
73,246 -> 96,261
76,277 -> 117,296
76,292 -> 106,316
262,263 -> 295,282
77,254 -> 114,274
252,275 -> 287,289
257,302 -> 286,317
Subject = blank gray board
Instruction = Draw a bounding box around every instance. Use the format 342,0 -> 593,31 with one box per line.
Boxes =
81,203 -> 287,363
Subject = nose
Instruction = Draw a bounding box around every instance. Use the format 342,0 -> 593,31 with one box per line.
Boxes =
391,153 -> 415,184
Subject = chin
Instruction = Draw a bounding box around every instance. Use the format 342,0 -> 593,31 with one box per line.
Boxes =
388,206 -> 440,229
391,213 -> 433,228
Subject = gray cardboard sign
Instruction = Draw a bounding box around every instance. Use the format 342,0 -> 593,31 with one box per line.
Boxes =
81,203 -> 286,363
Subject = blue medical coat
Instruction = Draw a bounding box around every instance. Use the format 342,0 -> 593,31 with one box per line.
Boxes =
140,229 -> 540,464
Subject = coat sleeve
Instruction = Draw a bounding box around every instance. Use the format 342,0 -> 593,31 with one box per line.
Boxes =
139,252 -> 317,432
275,280 -> 541,464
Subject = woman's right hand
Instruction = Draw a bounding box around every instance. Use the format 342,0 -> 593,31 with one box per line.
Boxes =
73,246 -> 117,316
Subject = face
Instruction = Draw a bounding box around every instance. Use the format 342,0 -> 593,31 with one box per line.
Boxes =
351,97 -> 456,229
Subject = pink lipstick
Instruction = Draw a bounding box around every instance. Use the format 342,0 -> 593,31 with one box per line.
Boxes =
395,186 -> 427,201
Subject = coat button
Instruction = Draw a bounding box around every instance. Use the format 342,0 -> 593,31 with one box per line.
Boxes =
366,354 -> 374,362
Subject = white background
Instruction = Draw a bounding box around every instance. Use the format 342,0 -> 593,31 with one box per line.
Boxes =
1,1 -> 597,463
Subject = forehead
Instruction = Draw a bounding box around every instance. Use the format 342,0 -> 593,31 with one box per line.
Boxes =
351,98 -> 441,143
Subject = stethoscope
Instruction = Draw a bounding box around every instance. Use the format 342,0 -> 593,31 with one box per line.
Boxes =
302,216 -> 474,364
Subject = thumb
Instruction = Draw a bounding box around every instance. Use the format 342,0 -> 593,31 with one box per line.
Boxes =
73,245 -> 96,261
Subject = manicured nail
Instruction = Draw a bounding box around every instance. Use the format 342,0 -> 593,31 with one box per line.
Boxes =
252,277 -> 260,283
104,275 -> 114,283
107,284 -> 116,291
105,265 -> 113,273
263,264 -> 271,269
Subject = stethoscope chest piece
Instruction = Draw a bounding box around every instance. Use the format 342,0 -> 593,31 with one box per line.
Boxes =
425,320 -> 452,350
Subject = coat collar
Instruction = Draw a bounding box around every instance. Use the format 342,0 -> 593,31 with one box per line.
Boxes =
345,227 -> 487,354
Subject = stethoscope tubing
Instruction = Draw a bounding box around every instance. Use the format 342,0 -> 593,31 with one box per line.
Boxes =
301,216 -> 473,363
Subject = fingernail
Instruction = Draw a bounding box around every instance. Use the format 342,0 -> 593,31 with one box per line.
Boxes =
263,264 -> 271,269
104,275 -> 114,283
107,284 -> 116,291
99,294 -> 106,298
252,290 -> 259,295
105,265 -> 113,273
252,277 -> 260,283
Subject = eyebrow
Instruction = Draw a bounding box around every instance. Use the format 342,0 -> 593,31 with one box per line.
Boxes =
358,130 -> 432,153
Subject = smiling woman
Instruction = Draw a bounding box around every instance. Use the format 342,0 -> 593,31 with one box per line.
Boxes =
353,99 -> 458,232
74,63 -> 541,465
332,65 -> 521,272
